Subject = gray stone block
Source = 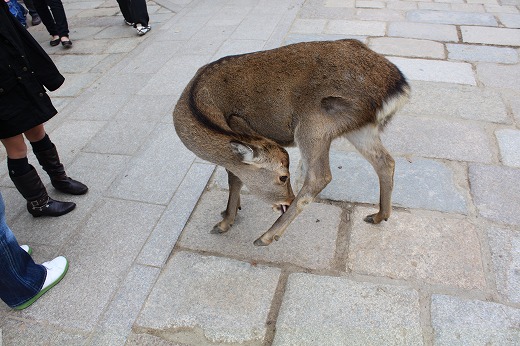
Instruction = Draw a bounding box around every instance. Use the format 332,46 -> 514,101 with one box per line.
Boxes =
273,274 -> 423,345
115,94 -> 177,122
348,207 -> 486,289
448,44 -> 519,64
108,124 -> 196,204
321,152 -> 468,214
496,129 -> 520,168
179,190 -> 340,271
407,9 -> 498,26
477,63 -> 520,90
136,251 -> 281,345
0,319 -> 88,346
325,19 -> 386,36
84,121 -> 156,155
502,90 -> 520,125
498,13 -> 520,28
15,199 -> 164,330
389,57 -> 476,85
431,295 -> 520,345
284,34 -> 364,45
388,22 -> 458,42
91,265 -> 161,346
52,73 -> 101,97
487,227 -> 520,304
462,26 -> 520,46
369,37 -> 445,58
381,116 -> 494,163
401,81 -> 511,124
136,162 -> 215,267
121,41 -> 184,74
290,18 -> 327,33
212,39 -> 266,60
469,164 -> 520,226
69,93 -> 131,121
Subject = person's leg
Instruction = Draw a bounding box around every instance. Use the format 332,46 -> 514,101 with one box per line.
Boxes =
116,0 -> 134,24
44,0 -> 69,41
131,0 -> 149,27
28,129 -> 88,195
1,129 -> 76,217
22,0 -> 41,25
0,192 -> 69,310
0,192 -> 46,308
31,0 -> 58,38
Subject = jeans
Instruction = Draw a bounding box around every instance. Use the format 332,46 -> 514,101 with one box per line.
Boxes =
0,192 -> 46,308
32,0 -> 69,37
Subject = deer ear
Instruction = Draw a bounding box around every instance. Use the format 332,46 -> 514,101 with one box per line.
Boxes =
230,141 -> 257,164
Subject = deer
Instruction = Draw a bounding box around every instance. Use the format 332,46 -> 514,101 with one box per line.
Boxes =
173,39 -> 410,246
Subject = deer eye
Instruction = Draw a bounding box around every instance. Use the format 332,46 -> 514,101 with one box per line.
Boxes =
279,175 -> 288,183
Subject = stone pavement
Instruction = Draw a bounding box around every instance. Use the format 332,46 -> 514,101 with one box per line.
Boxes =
1,0 -> 519,344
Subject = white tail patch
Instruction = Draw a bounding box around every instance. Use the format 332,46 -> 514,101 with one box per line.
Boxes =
376,86 -> 411,127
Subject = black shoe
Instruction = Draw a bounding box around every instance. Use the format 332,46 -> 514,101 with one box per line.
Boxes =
51,177 -> 88,195
10,165 -> 76,217
27,195 -> 76,217
50,38 -> 60,46
34,144 -> 88,195
32,15 -> 41,26
61,38 -> 72,48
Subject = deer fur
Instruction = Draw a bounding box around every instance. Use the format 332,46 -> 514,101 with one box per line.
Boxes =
173,39 -> 410,246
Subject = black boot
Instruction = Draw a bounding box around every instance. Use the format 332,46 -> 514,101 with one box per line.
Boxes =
34,145 -> 88,195
10,166 -> 76,217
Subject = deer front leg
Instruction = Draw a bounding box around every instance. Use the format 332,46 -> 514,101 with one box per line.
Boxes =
212,169 -> 243,234
254,132 -> 333,246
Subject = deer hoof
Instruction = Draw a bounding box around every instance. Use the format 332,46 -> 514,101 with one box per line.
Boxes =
364,214 -> 378,224
253,236 -> 272,246
211,223 -> 229,234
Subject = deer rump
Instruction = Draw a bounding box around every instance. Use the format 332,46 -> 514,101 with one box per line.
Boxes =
173,39 -> 410,246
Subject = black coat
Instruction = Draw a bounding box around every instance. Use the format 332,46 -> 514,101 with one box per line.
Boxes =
0,1 -> 65,139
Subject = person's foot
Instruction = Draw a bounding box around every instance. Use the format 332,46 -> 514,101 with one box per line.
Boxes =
31,14 -> 41,26
61,36 -> 72,49
13,256 -> 69,310
124,19 -> 134,26
50,35 -> 60,46
52,177 -> 88,195
20,245 -> 33,255
136,24 -> 151,36
27,196 -> 76,217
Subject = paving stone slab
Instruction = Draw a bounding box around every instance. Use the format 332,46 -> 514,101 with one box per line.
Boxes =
407,9 -> 498,25
502,90 -> 520,125
136,251 -> 281,345
0,319 -> 88,346
487,227 -> 520,304
496,129 -> 520,168
387,21 -> 458,42
290,18 -> 327,33
447,44 -> 519,64
381,116 -> 494,163
461,26 -> 520,45
355,8 -> 405,21
469,164 -> 520,226
108,124 -> 196,205
369,37 -> 445,58
389,57 -> 476,85
15,199 -> 164,330
284,33 -> 363,45
325,19 -> 386,36
179,190 -> 340,270
320,152 -> 467,214
348,207 -> 486,289
477,63 -> 520,90
136,162 -> 215,267
90,265 -> 161,346
431,295 -> 520,345
84,121 -> 156,155
498,13 -> 520,28
401,81 -> 510,124
273,273 -> 423,345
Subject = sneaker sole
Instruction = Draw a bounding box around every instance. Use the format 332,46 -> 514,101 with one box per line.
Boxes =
13,259 -> 69,310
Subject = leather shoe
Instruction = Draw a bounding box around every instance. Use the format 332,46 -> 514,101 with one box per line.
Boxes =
28,195 -> 76,217
32,15 -> 41,26
52,177 -> 88,195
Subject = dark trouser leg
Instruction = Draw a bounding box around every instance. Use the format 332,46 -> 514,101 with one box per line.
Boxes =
31,0 -> 57,35
22,0 -> 39,18
130,0 -> 149,26
116,0 -> 133,23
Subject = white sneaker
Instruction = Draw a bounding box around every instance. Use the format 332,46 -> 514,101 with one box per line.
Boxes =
136,24 -> 151,36
20,244 -> 32,255
13,256 -> 68,310
41,256 -> 69,290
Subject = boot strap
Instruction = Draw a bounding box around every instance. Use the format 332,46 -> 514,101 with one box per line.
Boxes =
29,196 -> 50,211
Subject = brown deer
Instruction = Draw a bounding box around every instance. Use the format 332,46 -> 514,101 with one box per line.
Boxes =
173,39 -> 410,246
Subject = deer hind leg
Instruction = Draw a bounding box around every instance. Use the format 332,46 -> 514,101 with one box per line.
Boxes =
346,124 -> 395,224
212,169 -> 243,234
